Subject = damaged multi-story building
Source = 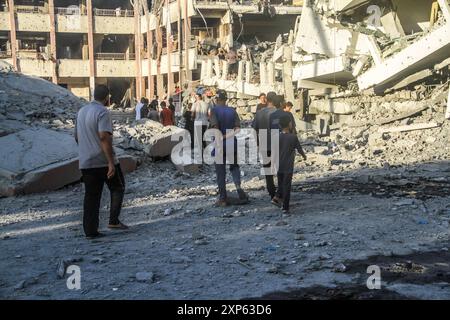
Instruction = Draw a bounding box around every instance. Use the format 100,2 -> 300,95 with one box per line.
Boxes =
0,0 -> 303,106
201,0 -> 450,126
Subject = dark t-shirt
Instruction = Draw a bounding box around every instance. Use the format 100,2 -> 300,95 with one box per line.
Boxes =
278,132 -> 305,174
270,109 -> 297,133
210,105 -> 241,157
256,103 -> 267,112
253,106 -> 276,152
140,104 -> 149,119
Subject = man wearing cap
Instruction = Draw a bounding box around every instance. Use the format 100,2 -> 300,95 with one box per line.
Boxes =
210,90 -> 249,207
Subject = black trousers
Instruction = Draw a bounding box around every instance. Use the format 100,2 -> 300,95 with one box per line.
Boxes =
276,172 -> 293,211
262,151 -> 276,199
81,164 -> 125,237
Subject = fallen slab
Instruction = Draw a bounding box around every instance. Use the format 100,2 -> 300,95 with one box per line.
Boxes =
0,127 -> 137,197
358,23 -> 450,91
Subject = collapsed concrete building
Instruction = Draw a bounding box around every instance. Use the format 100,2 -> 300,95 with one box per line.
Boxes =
200,0 -> 450,127
0,0 -> 303,106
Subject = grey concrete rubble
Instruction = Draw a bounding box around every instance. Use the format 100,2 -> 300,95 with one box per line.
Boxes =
0,66 -> 137,197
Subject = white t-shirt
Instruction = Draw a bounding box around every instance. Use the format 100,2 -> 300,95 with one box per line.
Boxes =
135,102 -> 144,120
193,100 -> 209,125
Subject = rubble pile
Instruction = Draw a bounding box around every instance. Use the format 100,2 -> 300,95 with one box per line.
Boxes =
0,65 -> 137,197
301,85 -> 450,170
0,64 -> 82,137
114,119 -> 185,158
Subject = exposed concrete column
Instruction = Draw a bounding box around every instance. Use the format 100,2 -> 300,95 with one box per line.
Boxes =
134,4 -> 143,100
367,36 -> 383,66
166,0 -> 174,97
87,0 -> 95,99
147,28 -> 154,98
237,60 -> 245,82
222,61 -> 228,80
183,0 -> 192,84
226,23 -> 233,48
177,0 -> 182,89
48,0 -> 58,84
7,0 -> 17,71
283,45 -> 295,104
245,61 -> 253,83
156,15 -> 164,98
206,59 -> 213,79
213,57 -> 220,77
260,62 -> 267,85
82,35 -> 89,60
267,61 -> 275,86
438,0 -> 450,23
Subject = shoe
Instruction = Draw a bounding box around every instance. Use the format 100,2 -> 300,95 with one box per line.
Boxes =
215,199 -> 228,207
271,197 -> 282,207
86,232 -> 105,240
237,189 -> 249,201
282,209 -> 290,214
107,222 -> 129,230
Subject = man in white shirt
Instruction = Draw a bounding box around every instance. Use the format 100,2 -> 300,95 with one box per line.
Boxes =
135,98 -> 145,121
192,92 -> 210,159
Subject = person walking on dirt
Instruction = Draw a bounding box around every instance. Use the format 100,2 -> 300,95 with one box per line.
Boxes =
253,91 -> 278,201
272,114 -> 307,213
210,90 -> 249,207
75,85 -> 129,239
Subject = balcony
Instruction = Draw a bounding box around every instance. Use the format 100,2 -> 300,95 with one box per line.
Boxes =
94,53 -> 135,60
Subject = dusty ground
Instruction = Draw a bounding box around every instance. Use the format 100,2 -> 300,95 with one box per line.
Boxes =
1,159 -> 450,300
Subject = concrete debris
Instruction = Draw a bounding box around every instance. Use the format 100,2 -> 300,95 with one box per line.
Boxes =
115,120 -> 185,158
0,70 -> 137,197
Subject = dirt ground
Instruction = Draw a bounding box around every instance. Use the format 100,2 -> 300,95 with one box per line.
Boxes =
1,160 -> 450,300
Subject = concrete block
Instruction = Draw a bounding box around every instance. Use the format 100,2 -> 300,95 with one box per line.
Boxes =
0,128 -> 137,197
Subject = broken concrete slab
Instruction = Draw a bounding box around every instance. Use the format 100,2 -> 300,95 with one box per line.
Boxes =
309,99 -> 360,115
446,88 -> 450,120
0,128 -> 137,197
293,56 -> 353,84
358,22 -> 450,92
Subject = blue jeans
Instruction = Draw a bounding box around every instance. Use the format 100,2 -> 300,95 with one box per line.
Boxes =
215,163 -> 242,201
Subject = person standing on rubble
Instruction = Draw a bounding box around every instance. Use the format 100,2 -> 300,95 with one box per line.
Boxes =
140,98 -> 149,119
256,93 -> 268,112
183,103 -> 195,149
192,91 -> 210,151
135,97 -> 146,121
253,91 -> 278,201
75,85 -> 128,239
210,90 -> 249,207
147,101 -> 160,122
160,101 -> 174,126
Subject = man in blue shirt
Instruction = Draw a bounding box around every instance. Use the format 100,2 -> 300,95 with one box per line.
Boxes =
210,90 -> 248,207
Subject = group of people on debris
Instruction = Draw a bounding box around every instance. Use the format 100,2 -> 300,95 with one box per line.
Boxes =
135,96 -> 176,127
75,85 -> 307,239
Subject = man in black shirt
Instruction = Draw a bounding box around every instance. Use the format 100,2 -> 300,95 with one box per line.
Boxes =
273,114 -> 307,213
269,95 -> 297,134
253,91 -> 277,200
256,93 -> 267,112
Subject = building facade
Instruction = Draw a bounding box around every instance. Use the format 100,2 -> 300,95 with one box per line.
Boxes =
0,0 -> 302,104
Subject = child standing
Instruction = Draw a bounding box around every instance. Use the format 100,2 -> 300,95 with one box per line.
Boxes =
272,114 -> 307,213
